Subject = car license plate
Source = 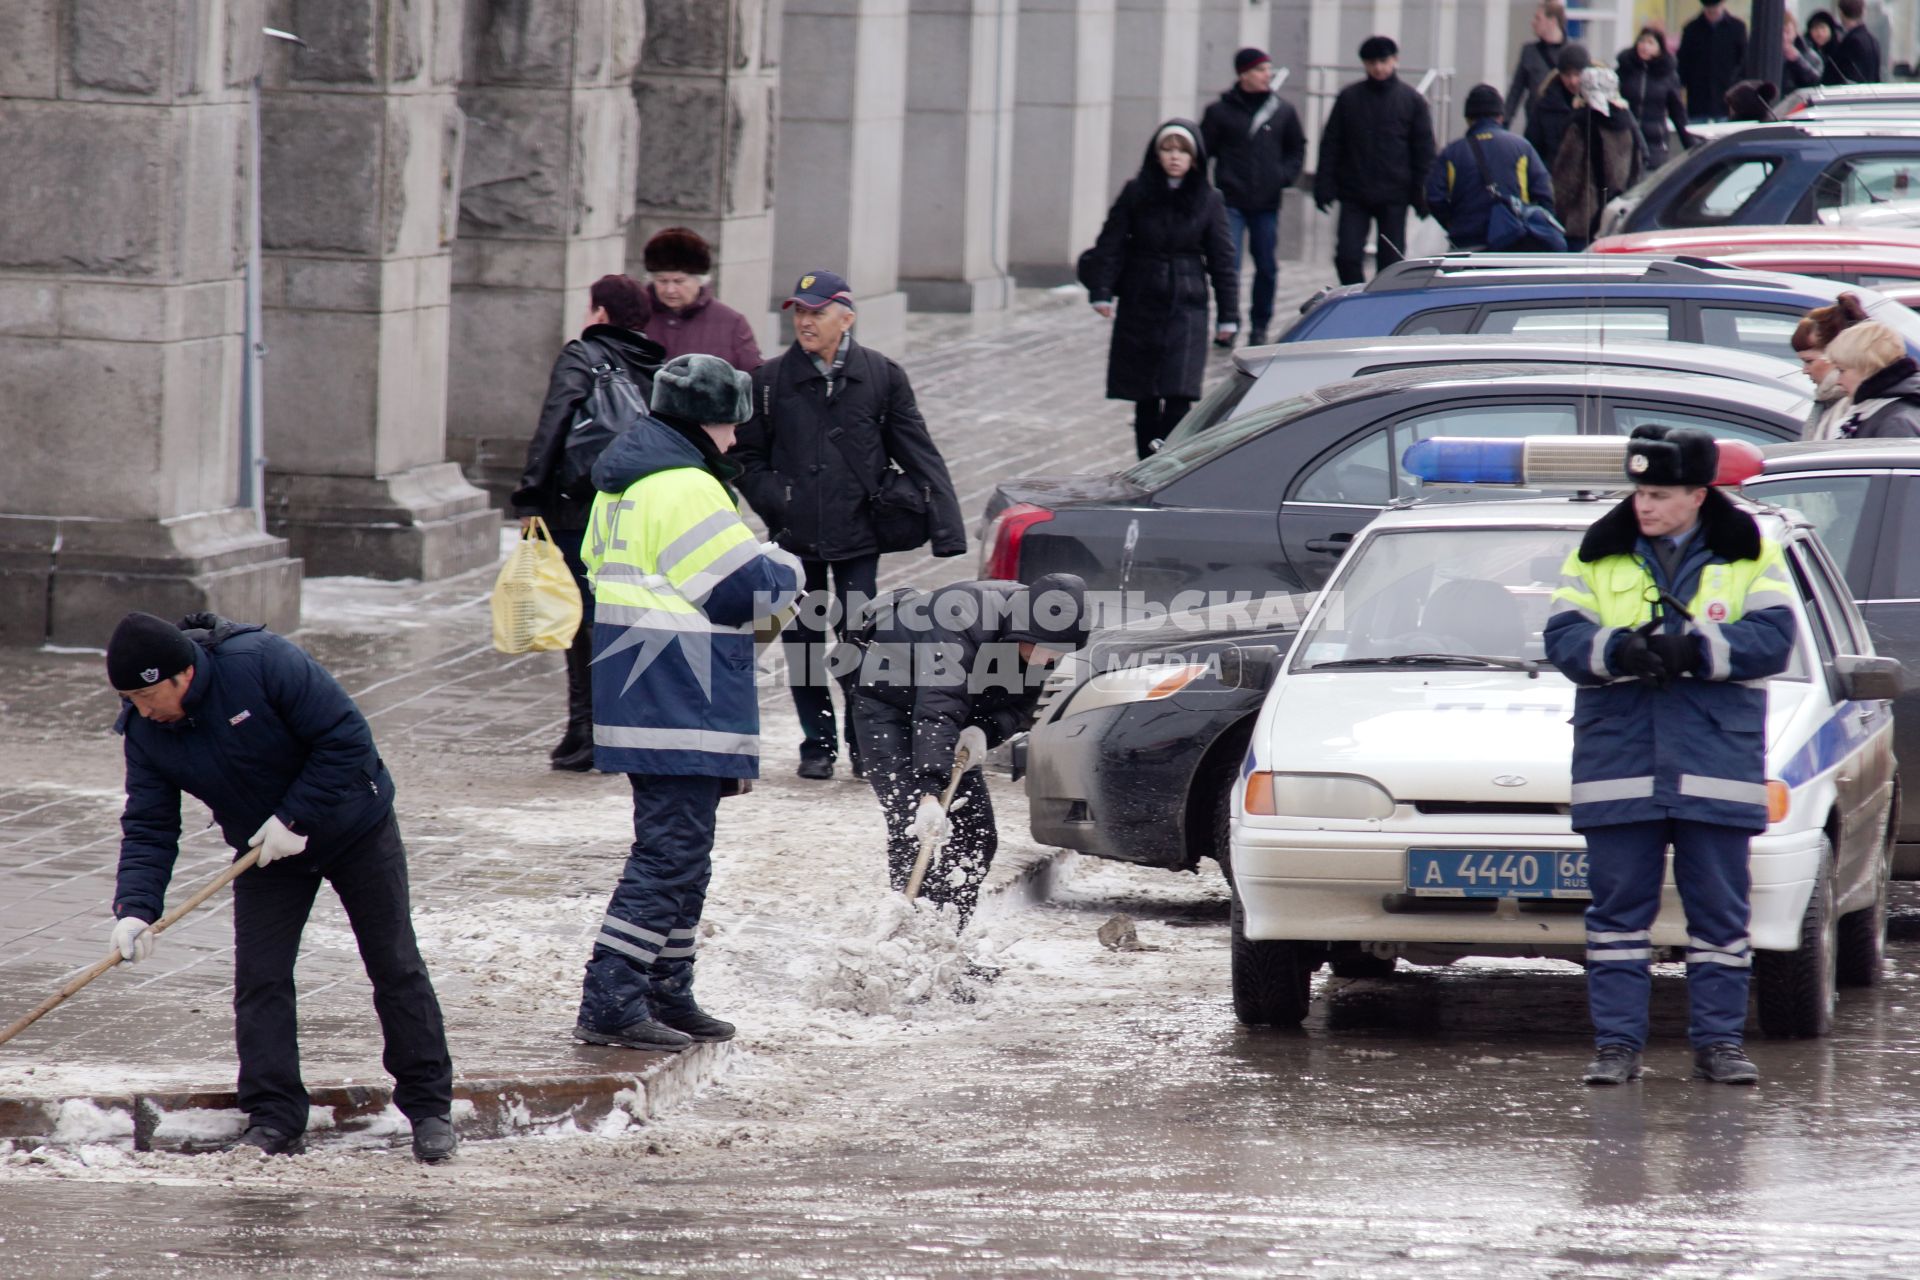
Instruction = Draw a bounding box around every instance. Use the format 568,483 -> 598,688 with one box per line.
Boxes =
1406,849 -> 1591,899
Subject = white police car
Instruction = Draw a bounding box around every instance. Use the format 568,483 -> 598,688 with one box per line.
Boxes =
1228,436 -> 1903,1037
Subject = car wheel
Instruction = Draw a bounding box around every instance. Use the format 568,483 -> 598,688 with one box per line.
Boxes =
1328,950 -> 1397,979
1229,889 -> 1318,1026
1838,810 -> 1895,988
1755,835 -> 1837,1038
1211,769 -> 1235,889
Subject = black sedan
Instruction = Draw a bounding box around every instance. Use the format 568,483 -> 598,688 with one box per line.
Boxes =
1744,440 -> 1920,873
982,365 -> 1812,607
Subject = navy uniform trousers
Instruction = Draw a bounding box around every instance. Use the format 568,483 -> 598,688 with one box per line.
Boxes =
1583,816 -> 1754,1051
578,773 -> 725,1031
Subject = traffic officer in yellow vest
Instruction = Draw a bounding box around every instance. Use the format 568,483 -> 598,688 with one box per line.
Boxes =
1544,425 -> 1796,1087
573,354 -> 801,1052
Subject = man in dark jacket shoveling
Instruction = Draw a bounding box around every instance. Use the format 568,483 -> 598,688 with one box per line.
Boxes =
105,612 -> 457,1161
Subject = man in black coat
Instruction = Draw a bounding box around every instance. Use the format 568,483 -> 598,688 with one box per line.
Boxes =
850,574 -> 1089,928
1200,47 -> 1306,346
1829,0 -> 1883,84
1677,0 -> 1748,122
1505,2 -> 1569,140
1313,36 -> 1437,286
105,612 -> 456,1163
732,271 -> 967,782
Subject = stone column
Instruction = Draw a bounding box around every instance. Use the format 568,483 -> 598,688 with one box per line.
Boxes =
630,0 -> 781,355
447,0 -> 645,509
257,0 -> 497,580
776,0 -> 910,350
1110,0 -> 1200,195
897,0 -> 1017,313
1009,0 -> 1114,285
0,0 -> 302,645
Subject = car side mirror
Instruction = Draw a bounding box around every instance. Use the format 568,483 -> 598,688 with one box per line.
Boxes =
1219,644 -> 1283,692
1836,654 -> 1906,702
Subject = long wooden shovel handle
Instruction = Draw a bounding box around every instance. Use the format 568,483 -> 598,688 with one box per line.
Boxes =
0,847 -> 262,1048
904,745 -> 975,902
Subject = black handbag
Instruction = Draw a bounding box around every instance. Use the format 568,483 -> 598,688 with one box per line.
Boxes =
824,421 -> 933,555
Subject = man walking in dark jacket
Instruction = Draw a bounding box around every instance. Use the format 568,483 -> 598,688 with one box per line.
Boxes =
1677,0 -> 1748,122
1828,0 -> 1883,84
105,612 -> 456,1162
1200,47 -> 1306,346
732,271 -> 967,781
1314,36 -> 1437,286
1505,3 -> 1569,140
1427,85 -> 1557,251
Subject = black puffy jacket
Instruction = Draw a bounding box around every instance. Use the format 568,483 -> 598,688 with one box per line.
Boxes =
731,339 -> 966,563
1616,48 -> 1691,168
1200,86 -> 1307,212
114,618 -> 395,923
1313,74 -> 1436,210
512,324 -> 665,530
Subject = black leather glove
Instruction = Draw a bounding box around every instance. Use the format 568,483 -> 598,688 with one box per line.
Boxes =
1614,632 -> 1669,685
1648,632 -> 1701,678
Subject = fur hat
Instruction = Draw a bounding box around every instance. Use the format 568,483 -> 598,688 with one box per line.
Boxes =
642,227 -> 713,276
649,354 -> 752,425
107,612 -> 197,692
1625,424 -> 1718,487
1723,79 -> 1778,123
1359,35 -> 1398,62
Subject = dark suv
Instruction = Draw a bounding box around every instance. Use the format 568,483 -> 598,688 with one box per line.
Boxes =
1279,255 -> 1920,361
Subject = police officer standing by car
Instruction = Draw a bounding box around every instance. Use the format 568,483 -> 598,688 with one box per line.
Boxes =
1544,426 -> 1797,1087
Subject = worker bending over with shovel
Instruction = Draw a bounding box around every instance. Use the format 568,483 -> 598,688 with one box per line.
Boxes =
851,574 -> 1089,929
105,612 -> 457,1162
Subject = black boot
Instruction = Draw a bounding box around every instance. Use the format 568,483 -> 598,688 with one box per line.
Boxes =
651,965 -> 736,1042
228,1125 -> 307,1156
552,628 -> 595,772
573,1017 -> 693,1052
410,1115 -> 458,1163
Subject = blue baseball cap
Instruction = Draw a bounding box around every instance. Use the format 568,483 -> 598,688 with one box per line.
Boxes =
782,270 -> 856,311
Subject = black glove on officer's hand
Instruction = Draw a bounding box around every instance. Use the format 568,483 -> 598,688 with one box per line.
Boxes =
1615,632 -> 1670,686
1647,632 -> 1701,678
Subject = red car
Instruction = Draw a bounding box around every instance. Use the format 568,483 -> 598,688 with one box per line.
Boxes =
1591,227 -> 1920,294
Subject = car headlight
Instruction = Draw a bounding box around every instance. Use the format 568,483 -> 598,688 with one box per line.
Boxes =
1059,663 -> 1209,717
1244,772 -> 1395,820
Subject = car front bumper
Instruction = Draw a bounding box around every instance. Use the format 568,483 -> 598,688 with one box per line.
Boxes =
1027,701 -> 1220,868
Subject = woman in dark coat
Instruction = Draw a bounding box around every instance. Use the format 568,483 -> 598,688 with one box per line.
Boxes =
1085,120 -> 1239,459
1616,28 -> 1690,169
1553,67 -> 1644,251
511,274 -> 665,771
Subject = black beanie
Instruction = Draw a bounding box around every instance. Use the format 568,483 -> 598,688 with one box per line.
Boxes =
1359,35 -> 1398,62
1007,573 -> 1090,652
107,612 -> 198,692
1464,84 -> 1504,120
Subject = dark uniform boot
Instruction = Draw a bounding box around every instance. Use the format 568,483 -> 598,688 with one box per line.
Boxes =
650,967 -> 735,1042
573,1017 -> 694,1052
1693,1042 -> 1759,1085
410,1115 -> 458,1163
1582,1044 -> 1644,1086
228,1125 -> 307,1156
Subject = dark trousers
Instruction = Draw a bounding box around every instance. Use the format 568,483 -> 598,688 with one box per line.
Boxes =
783,554 -> 880,767
577,773 -> 725,1031
1583,818 -> 1754,1052
1225,206 -> 1280,334
1334,200 -> 1411,285
852,695 -> 998,927
231,813 -> 452,1135
553,525 -> 595,736
1132,398 -> 1194,459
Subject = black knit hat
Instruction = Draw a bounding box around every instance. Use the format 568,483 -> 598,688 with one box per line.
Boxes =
1007,573 -> 1090,652
1234,47 -> 1271,74
1359,35 -> 1398,62
1625,425 -> 1718,487
106,612 -> 197,692
1557,43 -> 1592,73
1464,84 -> 1504,120
642,227 -> 713,276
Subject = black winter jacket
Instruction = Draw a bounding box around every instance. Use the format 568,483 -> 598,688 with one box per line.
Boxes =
731,339 -> 966,562
1200,86 -> 1307,212
1084,121 -> 1239,402
855,580 -> 1048,790
1506,39 -> 1566,135
114,618 -> 394,924
1841,358 -> 1920,439
512,324 -> 666,530
1616,48 -> 1691,168
1525,78 -> 1578,175
1313,75 -> 1436,211
1827,23 -> 1882,85
1677,12 -> 1748,117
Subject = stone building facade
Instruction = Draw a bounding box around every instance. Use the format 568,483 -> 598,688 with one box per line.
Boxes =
2,0 -> 1575,644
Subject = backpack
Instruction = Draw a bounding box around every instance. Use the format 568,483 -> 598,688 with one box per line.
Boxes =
557,340 -> 649,499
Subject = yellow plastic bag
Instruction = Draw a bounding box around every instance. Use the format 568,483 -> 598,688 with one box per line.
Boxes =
491,517 -> 583,654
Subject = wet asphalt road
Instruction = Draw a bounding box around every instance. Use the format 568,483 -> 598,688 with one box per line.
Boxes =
8,880 -> 1920,1279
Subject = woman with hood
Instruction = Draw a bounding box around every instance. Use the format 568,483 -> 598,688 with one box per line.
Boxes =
1552,66 -> 1644,250
1083,120 -> 1239,458
1829,322 -> 1920,439
1616,27 -> 1690,170
1791,293 -> 1871,440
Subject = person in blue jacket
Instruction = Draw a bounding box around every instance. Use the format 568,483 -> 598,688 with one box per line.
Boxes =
1544,426 -> 1797,1088
105,611 -> 456,1161
1427,84 -> 1558,251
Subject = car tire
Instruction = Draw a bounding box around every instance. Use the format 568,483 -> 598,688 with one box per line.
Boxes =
1203,725 -> 1255,889
1229,889 -> 1318,1026
1328,950 -> 1397,979
1838,810 -> 1895,988
1755,835 -> 1837,1039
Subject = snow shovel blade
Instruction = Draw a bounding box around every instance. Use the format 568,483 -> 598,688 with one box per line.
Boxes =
903,740 -> 978,902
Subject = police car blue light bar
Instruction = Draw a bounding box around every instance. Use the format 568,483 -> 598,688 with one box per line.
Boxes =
1402,436 -> 1765,488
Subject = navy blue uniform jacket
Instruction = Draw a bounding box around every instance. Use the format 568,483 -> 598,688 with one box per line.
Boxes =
114,620 -> 393,922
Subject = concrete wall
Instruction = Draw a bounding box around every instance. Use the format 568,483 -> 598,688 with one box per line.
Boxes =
1009,0 -> 1115,284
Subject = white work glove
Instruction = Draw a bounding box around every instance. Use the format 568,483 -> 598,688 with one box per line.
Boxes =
249,816 -> 309,867
956,726 -> 989,769
111,916 -> 154,964
913,795 -> 951,844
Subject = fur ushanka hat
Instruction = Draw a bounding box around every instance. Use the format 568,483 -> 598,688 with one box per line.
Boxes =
642,227 -> 713,276
650,354 -> 752,425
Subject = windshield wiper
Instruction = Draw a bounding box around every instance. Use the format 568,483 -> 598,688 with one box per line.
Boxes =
1310,653 -> 1545,678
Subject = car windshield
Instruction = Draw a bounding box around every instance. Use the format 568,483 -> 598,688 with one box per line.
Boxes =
1126,390 -> 1322,487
